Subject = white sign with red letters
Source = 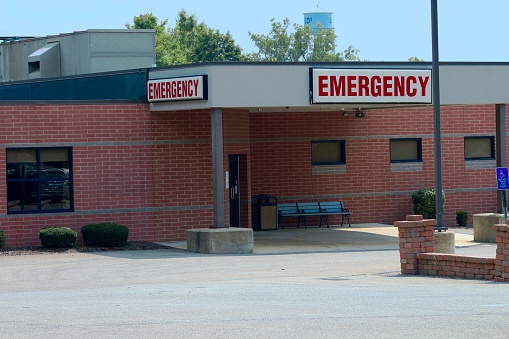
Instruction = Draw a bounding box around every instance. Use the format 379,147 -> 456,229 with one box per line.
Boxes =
311,68 -> 432,104
147,75 -> 208,102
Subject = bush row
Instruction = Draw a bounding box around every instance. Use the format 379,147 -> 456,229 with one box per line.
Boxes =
412,188 -> 469,226
0,223 -> 129,249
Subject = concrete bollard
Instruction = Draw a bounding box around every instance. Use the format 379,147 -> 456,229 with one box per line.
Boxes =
434,231 -> 455,253
473,213 -> 504,243
187,228 -> 254,254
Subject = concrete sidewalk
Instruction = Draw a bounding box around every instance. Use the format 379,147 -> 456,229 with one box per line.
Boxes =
161,223 -> 497,257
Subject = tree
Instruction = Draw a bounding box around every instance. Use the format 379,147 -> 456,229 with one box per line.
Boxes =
125,13 -> 161,30
246,18 -> 359,62
126,11 -> 242,66
408,56 -> 425,62
168,10 -> 242,64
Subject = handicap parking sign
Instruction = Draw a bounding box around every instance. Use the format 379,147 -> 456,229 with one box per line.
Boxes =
497,167 -> 509,190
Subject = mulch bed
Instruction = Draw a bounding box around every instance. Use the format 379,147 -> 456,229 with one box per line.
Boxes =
0,241 -> 173,256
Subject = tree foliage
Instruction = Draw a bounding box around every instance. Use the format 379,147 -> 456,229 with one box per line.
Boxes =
408,56 -> 425,62
126,10 -> 242,66
126,12 -> 426,64
127,13 -> 360,64
246,18 -> 359,62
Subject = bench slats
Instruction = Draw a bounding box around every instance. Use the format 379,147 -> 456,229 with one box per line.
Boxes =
277,201 -> 352,229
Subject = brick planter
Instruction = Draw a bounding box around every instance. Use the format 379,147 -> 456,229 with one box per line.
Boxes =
395,214 -> 509,282
393,215 -> 436,274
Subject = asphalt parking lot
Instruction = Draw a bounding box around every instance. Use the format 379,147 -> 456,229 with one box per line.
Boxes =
1,225 -> 507,338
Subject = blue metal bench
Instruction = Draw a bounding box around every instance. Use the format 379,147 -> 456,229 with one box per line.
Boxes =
277,201 -> 352,229
276,203 -> 304,229
318,201 -> 351,228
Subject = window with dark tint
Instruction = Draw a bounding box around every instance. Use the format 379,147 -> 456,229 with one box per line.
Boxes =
464,136 -> 494,160
311,140 -> 345,165
7,148 -> 72,213
390,138 -> 422,162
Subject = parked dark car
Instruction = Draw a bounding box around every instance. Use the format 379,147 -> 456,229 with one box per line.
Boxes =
40,168 -> 70,203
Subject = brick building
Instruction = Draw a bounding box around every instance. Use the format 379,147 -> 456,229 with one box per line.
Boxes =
1,62 -> 508,248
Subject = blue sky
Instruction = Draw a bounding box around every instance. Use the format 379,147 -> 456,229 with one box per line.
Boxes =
1,0 -> 507,62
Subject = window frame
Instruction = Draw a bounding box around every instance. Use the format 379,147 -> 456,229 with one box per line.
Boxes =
464,136 -> 495,161
311,140 -> 346,166
6,147 -> 73,214
390,138 -> 423,163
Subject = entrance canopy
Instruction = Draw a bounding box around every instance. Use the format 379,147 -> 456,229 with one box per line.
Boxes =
149,62 -> 509,112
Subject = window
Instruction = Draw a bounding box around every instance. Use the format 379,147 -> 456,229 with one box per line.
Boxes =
311,140 -> 345,165
390,138 -> 422,162
465,136 -> 494,160
7,148 -> 72,213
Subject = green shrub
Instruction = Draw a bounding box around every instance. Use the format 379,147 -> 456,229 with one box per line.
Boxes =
412,188 -> 445,219
81,223 -> 129,247
456,211 -> 468,227
0,229 -> 5,248
39,227 -> 77,248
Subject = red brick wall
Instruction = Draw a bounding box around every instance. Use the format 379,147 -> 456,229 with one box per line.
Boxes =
0,104 -> 160,247
0,104 -> 216,247
150,109 -> 214,241
250,105 -> 500,226
417,253 -> 496,280
0,102 -> 504,248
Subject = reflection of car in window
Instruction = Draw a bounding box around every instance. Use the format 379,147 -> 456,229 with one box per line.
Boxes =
40,168 -> 69,203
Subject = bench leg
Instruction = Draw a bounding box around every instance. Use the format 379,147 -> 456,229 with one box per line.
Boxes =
297,215 -> 307,229
319,215 -> 329,228
297,216 -> 303,229
341,214 -> 351,227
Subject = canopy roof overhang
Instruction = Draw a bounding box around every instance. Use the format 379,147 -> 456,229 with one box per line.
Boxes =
148,61 -> 509,113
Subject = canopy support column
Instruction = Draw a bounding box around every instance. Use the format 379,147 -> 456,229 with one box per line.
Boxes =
211,107 -> 226,228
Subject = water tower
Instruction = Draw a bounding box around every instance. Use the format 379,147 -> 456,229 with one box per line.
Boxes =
303,12 -> 334,35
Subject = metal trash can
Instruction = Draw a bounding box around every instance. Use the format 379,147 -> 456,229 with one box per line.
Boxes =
251,194 -> 278,231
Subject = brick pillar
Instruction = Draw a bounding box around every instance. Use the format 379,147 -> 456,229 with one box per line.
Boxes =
394,215 -> 436,275
494,222 -> 509,282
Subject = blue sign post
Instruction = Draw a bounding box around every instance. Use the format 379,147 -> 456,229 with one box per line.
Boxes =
497,167 -> 508,219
